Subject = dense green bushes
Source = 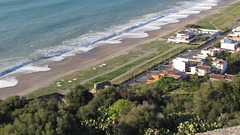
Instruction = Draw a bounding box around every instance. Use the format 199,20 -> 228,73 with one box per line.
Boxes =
194,73 -> 240,123
0,74 -> 239,134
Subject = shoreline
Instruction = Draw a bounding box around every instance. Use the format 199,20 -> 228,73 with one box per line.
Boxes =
0,0 -> 239,99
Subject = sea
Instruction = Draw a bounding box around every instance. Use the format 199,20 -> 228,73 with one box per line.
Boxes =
0,0 -> 221,88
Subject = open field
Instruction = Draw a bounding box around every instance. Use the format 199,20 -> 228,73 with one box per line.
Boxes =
197,1 -> 240,30
26,41 -> 177,98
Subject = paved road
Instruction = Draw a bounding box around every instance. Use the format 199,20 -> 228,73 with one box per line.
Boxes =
111,45 -> 187,82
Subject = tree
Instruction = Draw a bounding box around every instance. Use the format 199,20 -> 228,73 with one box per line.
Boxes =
66,85 -> 93,113
194,80 -> 240,122
230,51 -> 240,65
119,103 -> 165,134
77,86 -> 121,120
0,96 -> 26,124
108,99 -> 132,117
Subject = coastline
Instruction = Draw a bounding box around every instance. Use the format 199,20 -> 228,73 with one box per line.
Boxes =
0,0 -> 238,99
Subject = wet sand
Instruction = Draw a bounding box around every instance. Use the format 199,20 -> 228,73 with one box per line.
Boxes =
0,0 -> 238,99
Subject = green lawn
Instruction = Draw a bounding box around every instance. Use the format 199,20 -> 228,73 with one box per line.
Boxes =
197,1 -> 240,30
26,40 -> 176,98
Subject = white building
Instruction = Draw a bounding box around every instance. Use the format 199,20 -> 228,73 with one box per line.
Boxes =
201,48 -> 217,56
229,26 -> 240,37
187,28 -> 221,36
196,65 -> 212,76
168,28 -> 220,43
186,28 -> 201,36
168,30 -> 195,43
172,57 -> 204,73
212,59 -> 228,74
172,57 -> 189,72
220,38 -> 239,51
200,29 -> 221,35
192,54 -> 208,60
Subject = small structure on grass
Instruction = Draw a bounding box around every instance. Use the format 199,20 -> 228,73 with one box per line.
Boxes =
91,81 -> 111,93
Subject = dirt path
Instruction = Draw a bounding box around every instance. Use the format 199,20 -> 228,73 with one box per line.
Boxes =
210,5 -> 240,30
79,44 -> 190,85
79,48 -> 159,85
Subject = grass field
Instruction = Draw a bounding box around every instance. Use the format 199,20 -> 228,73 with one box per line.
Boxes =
197,1 -> 240,30
112,46 -> 189,84
26,40 -> 176,98
25,1 -> 240,99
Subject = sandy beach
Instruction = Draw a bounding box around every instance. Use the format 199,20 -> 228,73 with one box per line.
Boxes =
0,0 -> 239,99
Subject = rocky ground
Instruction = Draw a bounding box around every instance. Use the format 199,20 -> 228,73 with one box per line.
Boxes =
197,126 -> 240,135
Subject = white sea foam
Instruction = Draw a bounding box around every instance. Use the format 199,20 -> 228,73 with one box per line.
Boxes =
179,10 -> 201,15
0,77 -> 18,88
98,40 -> 122,45
134,25 -> 162,32
165,14 -> 189,19
92,0 -> 219,45
0,0 -> 221,79
48,51 -> 75,62
162,18 -> 180,24
120,32 -> 149,39
13,65 -> 51,74
0,64 -> 51,88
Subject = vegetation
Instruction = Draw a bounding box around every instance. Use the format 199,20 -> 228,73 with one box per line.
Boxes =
197,1 -> 240,30
112,46 -> 189,84
26,40 -> 176,98
1,72 -> 240,134
213,51 -> 240,75
2,2 -> 240,134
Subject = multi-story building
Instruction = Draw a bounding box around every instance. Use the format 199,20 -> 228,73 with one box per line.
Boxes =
212,59 -> 228,74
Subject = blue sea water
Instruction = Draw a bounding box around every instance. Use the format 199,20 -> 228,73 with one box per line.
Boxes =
0,0 -> 220,78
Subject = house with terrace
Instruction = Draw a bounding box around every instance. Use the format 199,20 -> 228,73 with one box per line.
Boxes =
188,65 -> 212,76
168,30 -> 195,43
201,48 -> 218,56
220,37 -> 239,51
168,28 -> 220,43
172,57 -> 204,73
212,59 -> 228,74
228,26 -> 240,41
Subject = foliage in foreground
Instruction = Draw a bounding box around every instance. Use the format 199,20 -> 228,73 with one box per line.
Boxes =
0,73 -> 239,134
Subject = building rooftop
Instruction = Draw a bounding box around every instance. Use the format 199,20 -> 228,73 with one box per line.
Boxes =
197,65 -> 211,70
210,74 -> 225,80
210,73 -> 234,81
177,30 -> 189,34
225,74 -> 235,80
166,69 -> 178,74
212,59 -> 226,64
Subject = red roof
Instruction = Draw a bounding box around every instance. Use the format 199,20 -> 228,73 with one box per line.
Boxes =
212,59 -> 226,64
210,74 -> 235,81
225,74 -> 235,80
210,74 -> 225,80
166,69 -> 178,74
